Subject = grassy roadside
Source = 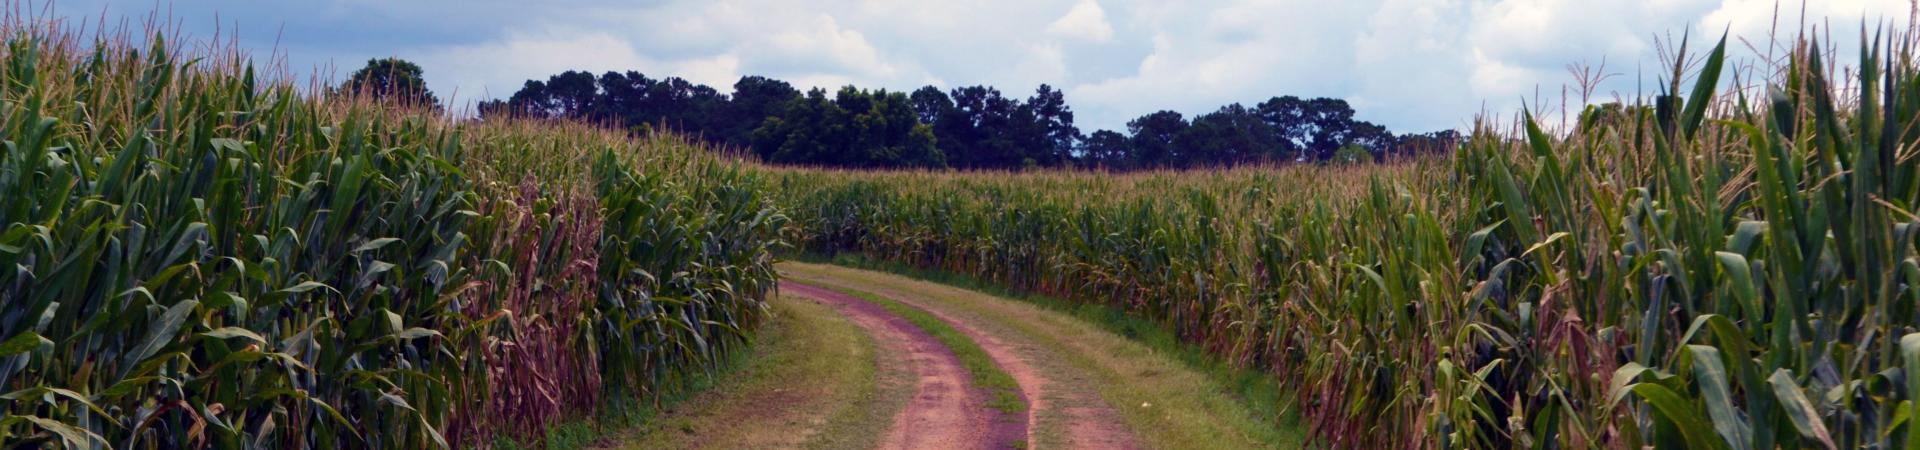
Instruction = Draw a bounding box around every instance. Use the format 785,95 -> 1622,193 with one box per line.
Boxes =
495,332 -> 765,450
785,258 -> 1308,449
595,294 -> 886,449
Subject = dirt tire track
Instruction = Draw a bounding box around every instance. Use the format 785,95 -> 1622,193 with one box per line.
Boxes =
909,298 -> 1140,450
787,277 -> 1140,450
781,282 -> 1025,449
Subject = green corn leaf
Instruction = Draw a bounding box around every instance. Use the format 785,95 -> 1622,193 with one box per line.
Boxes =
1607,363 -> 1654,408
280,281 -> 331,294
0,416 -> 108,449
0,386 -> 111,417
1901,334 -> 1920,450
121,299 -> 199,378
98,376 -> 161,398
1681,32 -> 1729,139
1628,383 -> 1734,450
1724,220 -> 1766,255
0,331 -> 48,356
201,327 -> 266,344
1769,369 -> 1837,450
1714,252 -> 1762,318
352,237 -> 401,254
1523,232 -> 1571,258
1687,345 -> 1750,450
393,327 -> 442,341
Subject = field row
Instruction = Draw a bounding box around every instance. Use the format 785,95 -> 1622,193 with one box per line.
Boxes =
0,26 -> 783,448
8,11 -> 1920,450
770,32 -> 1920,448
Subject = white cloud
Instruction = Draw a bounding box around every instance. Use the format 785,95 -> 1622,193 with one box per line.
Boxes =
411,30 -> 653,104
1326,0 -> 1912,129
1048,0 -> 1115,43
677,54 -> 743,89
173,0 -> 1915,131
1007,44 -> 1071,90
1070,1 -> 1375,129
787,74 -> 859,92
1468,47 -> 1539,99
1352,0 -> 1476,128
1704,0 -> 1914,61
764,14 -> 901,81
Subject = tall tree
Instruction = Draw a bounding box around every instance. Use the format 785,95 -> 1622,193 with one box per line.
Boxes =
1388,130 -> 1460,157
652,76 -> 726,134
1255,96 -> 1388,161
1345,120 -> 1394,156
1255,96 -> 1311,159
721,76 -> 801,148
1080,130 -> 1133,169
944,85 -> 1023,168
909,86 -> 954,125
341,57 -> 439,109
1026,84 -> 1080,167
595,71 -> 651,123
754,87 -> 943,168
1302,97 -> 1357,159
1127,110 -> 1187,168
477,79 -> 549,118
476,66 -> 1410,169
1178,103 -> 1279,165
543,71 -> 599,119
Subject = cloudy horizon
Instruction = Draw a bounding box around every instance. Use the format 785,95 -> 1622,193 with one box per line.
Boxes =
43,0 -> 1917,134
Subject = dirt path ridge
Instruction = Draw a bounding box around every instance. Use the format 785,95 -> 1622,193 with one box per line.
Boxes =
782,282 -> 1025,449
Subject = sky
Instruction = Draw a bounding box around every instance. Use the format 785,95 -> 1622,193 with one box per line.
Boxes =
41,0 -> 1918,133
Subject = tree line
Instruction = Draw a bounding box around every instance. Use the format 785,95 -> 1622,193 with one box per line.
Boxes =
347,58 -> 1459,170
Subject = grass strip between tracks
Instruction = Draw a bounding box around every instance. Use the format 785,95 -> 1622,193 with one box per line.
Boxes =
818,285 -> 1028,416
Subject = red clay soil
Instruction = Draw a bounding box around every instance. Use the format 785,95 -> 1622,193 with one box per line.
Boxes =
781,282 -> 1027,449
867,288 -> 1141,450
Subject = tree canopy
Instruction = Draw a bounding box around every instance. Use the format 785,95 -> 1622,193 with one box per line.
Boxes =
752,87 -> 942,169
480,69 -> 1457,170
341,57 -> 440,110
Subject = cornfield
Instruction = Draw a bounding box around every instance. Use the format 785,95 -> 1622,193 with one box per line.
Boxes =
0,16 -> 784,450
774,27 -> 1920,448
13,5 -> 1920,450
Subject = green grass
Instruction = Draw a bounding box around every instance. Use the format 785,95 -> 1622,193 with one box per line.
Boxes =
820,285 -> 1027,416
607,295 -> 886,450
490,328 -> 767,450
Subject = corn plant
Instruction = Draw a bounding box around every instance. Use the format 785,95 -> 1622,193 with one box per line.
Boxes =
770,27 -> 1920,449
0,15 -> 785,449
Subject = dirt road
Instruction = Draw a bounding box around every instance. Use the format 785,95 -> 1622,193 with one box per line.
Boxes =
782,283 -> 1027,449
606,263 -> 1303,449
